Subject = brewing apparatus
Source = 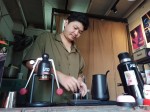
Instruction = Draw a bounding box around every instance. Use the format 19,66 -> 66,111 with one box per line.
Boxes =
19,53 -> 63,107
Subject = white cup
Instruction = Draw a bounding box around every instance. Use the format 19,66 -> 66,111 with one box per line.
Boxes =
143,85 -> 150,99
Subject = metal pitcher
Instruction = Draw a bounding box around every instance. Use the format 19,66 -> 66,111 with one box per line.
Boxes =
1,91 -> 16,108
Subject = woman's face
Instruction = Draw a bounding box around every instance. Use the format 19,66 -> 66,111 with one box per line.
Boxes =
63,20 -> 84,42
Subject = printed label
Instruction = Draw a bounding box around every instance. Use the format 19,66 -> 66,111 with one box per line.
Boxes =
124,70 -> 138,86
42,67 -> 50,75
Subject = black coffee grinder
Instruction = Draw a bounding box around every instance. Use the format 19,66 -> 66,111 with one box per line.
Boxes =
117,52 -> 144,100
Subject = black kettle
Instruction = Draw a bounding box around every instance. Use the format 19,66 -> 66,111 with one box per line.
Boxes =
91,70 -> 110,101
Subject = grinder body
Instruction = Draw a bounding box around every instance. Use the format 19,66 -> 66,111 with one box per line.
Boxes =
117,52 -> 144,99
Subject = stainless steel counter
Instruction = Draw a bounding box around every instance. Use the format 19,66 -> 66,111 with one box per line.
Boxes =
0,105 -> 150,112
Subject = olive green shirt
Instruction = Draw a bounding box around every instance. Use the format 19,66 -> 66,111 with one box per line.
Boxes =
23,32 -> 85,103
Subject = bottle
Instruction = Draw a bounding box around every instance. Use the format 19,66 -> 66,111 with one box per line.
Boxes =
37,53 -> 51,80
117,52 -> 144,100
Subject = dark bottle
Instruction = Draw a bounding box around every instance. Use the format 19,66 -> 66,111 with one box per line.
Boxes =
37,53 -> 51,80
117,52 -> 144,99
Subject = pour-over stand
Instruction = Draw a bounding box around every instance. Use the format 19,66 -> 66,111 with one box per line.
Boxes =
26,73 -> 55,107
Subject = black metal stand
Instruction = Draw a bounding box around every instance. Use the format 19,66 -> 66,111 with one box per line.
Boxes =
27,73 -> 55,107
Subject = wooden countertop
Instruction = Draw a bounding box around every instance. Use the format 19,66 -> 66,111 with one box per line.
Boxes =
0,105 -> 150,112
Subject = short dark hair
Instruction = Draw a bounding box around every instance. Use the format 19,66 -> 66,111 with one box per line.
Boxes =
67,12 -> 89,30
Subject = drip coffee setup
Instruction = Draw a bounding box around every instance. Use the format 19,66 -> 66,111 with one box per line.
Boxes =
1,52 -> 150,108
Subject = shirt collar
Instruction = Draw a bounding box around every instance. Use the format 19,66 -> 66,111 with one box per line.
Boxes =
55,34 -> 62,42
55,34 -> 79,52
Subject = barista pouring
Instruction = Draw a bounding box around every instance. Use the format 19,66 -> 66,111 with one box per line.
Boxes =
23,12 -> 89,103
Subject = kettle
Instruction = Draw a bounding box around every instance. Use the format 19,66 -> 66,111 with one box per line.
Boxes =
91,70 -> 110,101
